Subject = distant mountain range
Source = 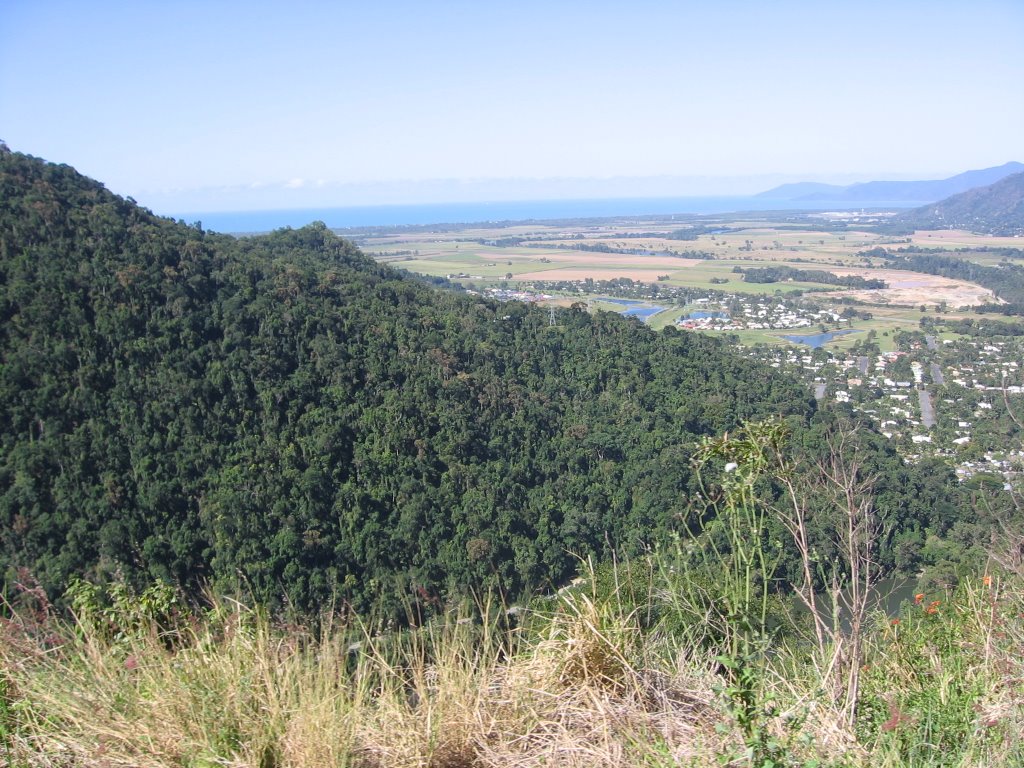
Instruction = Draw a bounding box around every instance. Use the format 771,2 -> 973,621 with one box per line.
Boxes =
893,171 -> 1024,236
757,162 -> 1024,203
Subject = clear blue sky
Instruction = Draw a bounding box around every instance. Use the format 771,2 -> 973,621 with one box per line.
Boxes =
2,0 -> 1022,213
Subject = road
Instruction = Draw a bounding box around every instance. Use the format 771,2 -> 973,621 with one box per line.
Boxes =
930,362 -> 944,385
919,388 -> 936,428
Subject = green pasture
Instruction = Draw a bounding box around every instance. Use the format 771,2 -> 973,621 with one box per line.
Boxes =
706,227 -> 882,257
959,252 -> 1021,266
907,231 -> 1024,249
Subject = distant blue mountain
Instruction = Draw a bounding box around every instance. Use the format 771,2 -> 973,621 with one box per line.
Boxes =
757,162 -> 1024,202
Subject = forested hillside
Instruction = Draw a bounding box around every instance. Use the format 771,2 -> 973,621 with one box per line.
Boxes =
0,149 -> 986,619
892,171 -> 1024,235
0,148 -> 815,615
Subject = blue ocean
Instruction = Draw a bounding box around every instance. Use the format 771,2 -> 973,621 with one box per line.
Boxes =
172,196 -> 923,235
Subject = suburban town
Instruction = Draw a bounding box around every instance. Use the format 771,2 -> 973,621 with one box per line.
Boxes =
745,335 -> 1023,487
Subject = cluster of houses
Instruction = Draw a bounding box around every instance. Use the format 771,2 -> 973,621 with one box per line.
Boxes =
945,343 -> 1022,394
676,297 -> 847,331
748,338 -> 1023,486
482,287 -> 552,303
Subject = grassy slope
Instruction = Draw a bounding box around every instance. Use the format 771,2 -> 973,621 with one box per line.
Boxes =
2,559 -> 1021,767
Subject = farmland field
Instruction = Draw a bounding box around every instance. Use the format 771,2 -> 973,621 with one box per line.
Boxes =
348,213 -> 1019,350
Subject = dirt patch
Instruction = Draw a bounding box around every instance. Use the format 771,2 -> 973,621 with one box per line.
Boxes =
828,268 -> 996,308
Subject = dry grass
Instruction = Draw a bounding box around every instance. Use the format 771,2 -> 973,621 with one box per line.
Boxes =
2,565 -> 1023,767
0,586 -> 729,768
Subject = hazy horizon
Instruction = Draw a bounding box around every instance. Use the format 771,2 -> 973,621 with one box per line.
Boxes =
2,1 -> 1021,216
155,170 -> 934,217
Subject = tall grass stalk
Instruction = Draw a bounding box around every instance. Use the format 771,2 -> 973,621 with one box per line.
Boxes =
689,419 -> 789,657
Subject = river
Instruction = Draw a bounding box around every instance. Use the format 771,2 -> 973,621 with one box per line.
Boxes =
793,576 -> 919,634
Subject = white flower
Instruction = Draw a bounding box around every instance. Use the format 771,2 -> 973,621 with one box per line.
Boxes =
724,462 -> 738,472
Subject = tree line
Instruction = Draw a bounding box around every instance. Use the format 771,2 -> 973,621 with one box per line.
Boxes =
733,265 -> 887,289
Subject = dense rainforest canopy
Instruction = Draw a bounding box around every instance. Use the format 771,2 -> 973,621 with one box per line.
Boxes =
0,149 -> 991,618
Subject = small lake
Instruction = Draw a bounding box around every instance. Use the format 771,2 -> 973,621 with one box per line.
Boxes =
781,329 -> 860,348
598,297 -> 663,322
688,310 -> 730,320
598,297 -> 641,307
623,306 -> 663,320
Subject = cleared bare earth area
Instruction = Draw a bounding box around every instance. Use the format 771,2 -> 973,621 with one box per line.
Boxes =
829,268 -> 997,308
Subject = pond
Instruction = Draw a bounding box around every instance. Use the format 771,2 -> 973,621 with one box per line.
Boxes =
781,329 -> 860,348
688,310 -> 730,320
623,305 -> 664,321
598,297 -> 663,322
